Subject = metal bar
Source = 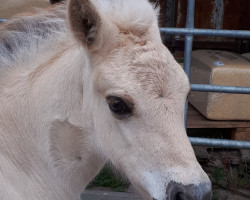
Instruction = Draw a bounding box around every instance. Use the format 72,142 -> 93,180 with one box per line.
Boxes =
185,0 -> 195,29
0,19 -> 6,23
189,137 -> 250,149
184,36 -> 193,77
191,84 -> 250,94
183,0 -> 195,77
184,0 -> 195,78
160,27 -> 250,38
183,0 -> 195,128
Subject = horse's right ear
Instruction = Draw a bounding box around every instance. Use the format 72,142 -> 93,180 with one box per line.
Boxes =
67,0 -> 102,47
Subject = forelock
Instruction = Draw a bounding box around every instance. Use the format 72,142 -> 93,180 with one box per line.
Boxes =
93,0 -> 159,35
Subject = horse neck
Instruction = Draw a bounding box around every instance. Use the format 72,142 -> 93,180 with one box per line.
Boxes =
0,42 -> 85,137
0,43 -> 105,199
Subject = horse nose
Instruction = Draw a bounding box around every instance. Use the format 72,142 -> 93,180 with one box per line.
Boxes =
167,182 -> 212,200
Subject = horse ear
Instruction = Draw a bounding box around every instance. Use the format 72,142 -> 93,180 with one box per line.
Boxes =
68,0 -> 101,46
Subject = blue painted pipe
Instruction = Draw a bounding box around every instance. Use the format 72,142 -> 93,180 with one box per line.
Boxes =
160,27 -> 250,38
183,0 -> 196,125
0,19 -> 6,23
189,137 -> 250,149
191,84 -> 250,94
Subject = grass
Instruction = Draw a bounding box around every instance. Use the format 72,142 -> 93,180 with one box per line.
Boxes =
236,162 -> 250,188
176,58 -> 184,63
212,194 -> 218,200
209,163 -> 250,200
87,165 -> 130,192
209,163 -> 250,189
211,167 -> 227,186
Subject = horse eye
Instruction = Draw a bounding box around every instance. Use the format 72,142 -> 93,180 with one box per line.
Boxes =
107,96 -> 133,119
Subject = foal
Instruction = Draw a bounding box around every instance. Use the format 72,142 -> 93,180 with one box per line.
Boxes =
0,0 -> 211,200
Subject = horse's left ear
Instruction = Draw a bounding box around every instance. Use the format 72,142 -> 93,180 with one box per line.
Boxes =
67,0 -> 103,47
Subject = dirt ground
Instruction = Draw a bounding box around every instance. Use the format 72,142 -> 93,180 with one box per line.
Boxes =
213,189 -> 250,200
86,185 -> 250,200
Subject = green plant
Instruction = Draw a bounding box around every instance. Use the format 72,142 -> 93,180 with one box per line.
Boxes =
212,167 -> 225,184
87,165 -> 130,192
212,194 -> 218,200
236,163 -> 250,188
176,58 -> 184,63
210,167 -> 230,188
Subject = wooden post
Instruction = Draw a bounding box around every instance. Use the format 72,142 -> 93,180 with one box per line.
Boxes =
231,128 -> 250,141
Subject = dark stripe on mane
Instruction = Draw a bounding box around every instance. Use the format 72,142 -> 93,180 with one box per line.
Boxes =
0,5 -> 67,69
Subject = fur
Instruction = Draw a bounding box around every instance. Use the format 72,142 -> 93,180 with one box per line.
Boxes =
0,1 -> 211,200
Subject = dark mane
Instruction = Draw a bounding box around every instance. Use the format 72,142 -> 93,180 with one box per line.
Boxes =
0,5 -> 67,70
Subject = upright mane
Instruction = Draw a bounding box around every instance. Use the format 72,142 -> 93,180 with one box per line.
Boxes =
0,0 -> 159,72
94,0 -> 159,34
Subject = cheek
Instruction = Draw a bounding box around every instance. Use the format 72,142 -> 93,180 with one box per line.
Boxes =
93,100 -> 127,150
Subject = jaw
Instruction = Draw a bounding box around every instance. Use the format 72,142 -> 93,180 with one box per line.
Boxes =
107,149 -> 211,200
48,120 -> 106,196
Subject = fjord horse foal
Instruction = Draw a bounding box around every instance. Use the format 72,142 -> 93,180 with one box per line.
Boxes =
0,0 -> 211,199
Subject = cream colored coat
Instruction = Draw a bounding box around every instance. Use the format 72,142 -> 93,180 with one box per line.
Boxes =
0,0 -> 211,200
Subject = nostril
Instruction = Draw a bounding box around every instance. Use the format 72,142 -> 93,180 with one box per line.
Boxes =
175,192 -> 186,200
167,181 -> 212,200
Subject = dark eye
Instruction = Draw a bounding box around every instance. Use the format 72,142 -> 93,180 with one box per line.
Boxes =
107,96 -> 133,119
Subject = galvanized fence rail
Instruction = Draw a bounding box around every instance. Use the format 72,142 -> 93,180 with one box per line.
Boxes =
160,0 -> 250,149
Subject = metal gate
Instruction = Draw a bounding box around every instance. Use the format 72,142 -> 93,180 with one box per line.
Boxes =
161,0 -> 250,149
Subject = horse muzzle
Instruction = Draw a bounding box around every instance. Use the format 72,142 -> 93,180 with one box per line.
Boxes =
166,181 -> 212,200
